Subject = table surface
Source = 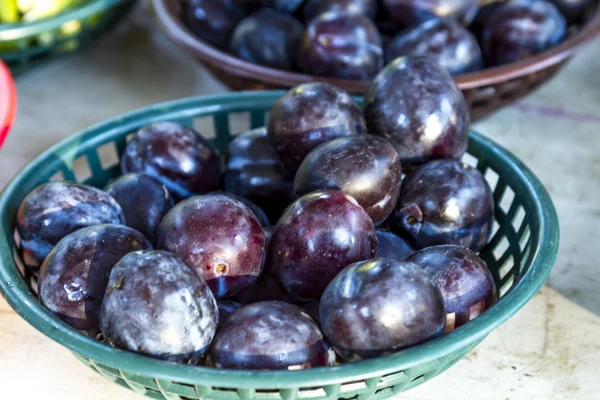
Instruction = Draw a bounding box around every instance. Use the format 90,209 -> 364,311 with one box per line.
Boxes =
1,5 -> 600,400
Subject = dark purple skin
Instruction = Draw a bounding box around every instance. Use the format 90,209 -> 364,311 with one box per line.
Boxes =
375,230 -> 415,260
104,173 -> 174,245
181,0 -> 246,50
386,18 -> 483,75
217,300 -> 243,329
209,191 -> 271,227
99,250 -> 218,363
481,0 -> 567,66
270,190 -> 377,301
38,225 -> 152,334
230,9 -> 304,70
121,122 -> 222,199
294,135 -> 402,225
298,11 -> 384,80
365,55 -> 470,169
302,300 -> 321,324
320,258 -> 445,361
233,0 -> 304,13
224,127 -> 294,222
157,194 -> 266,299
268,83 -> 366,173
390,160 -> 494,251
234,268 -> 298,305
383,0 -> 479,26
208,301 -> 336,370
408,245 -> 497,332
303,0 -> 378,22
550,0 -> 592,22
469,0 -> 508,37
16,182 -> 125,265
376,9 -> 406,36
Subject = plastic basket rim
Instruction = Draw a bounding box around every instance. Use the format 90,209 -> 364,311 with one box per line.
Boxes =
0,91 -> 559,388
152,0 -> 600,91
0,0 -> 129,41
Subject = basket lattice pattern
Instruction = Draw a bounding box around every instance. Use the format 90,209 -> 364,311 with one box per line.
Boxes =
1,93 -> 555,400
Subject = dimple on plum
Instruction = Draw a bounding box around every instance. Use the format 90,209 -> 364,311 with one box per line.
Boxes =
100,250 -> 218,363
294,135 -> 402,225
365,55 -> 470,169
208,301 -> 336,370
268,83 -> 366,173
270,190 -> 377,301
17,181 -> 125,265
38,224 -> 152,334
121,122 -> 221,199
390,159 -> 494,251
157,194 -> 265,298
298,11 -> 384,80
408,245 -> 497,332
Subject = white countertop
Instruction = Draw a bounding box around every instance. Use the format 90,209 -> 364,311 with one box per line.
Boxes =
1,4 -> 599,400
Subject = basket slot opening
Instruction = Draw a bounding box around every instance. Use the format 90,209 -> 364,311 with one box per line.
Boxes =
493,236 -> 511,261
498,254 -> 515,280
490,220 -> 501,238
298,387 -> 327,398
499,276 -> 515,297
72,155 -> 92,183
97,141 -> 120,170
12,247 -> 25,277
228,112 -> 251,136
49,170 -> 65,182
194,115 -> 216,139
484,168 -> 500,191
461,152 -> 478,168
499,186 -> 515,214
340,380 -> 368,393
519,227 -> 531,253
512,206 -> 527,234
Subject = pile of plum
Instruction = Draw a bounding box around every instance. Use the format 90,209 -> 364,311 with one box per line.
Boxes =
181,0 -> 588,78
18,55 -> 499,370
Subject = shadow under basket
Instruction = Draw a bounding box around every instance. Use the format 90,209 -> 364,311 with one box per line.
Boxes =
152,0 -> 600,122
0,92 -> 559,400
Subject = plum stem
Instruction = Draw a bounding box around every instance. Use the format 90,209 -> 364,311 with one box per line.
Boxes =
399,203 -> 423,237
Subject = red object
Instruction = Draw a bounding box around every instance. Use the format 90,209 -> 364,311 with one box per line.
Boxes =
0,61 -> 17,149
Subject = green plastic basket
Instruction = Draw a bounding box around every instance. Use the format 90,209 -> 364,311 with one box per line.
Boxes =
0,92 -> 559,400
0,0 -> 136,74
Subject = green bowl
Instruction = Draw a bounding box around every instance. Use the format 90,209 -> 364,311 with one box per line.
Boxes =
0,0 -> 136,74
0,92 -> 559,400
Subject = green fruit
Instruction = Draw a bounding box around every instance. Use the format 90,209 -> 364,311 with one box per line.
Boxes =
0,0 -> 19,23
22,0 -> 85,22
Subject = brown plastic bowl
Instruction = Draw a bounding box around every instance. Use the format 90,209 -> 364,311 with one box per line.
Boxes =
152,0 -> 600,121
